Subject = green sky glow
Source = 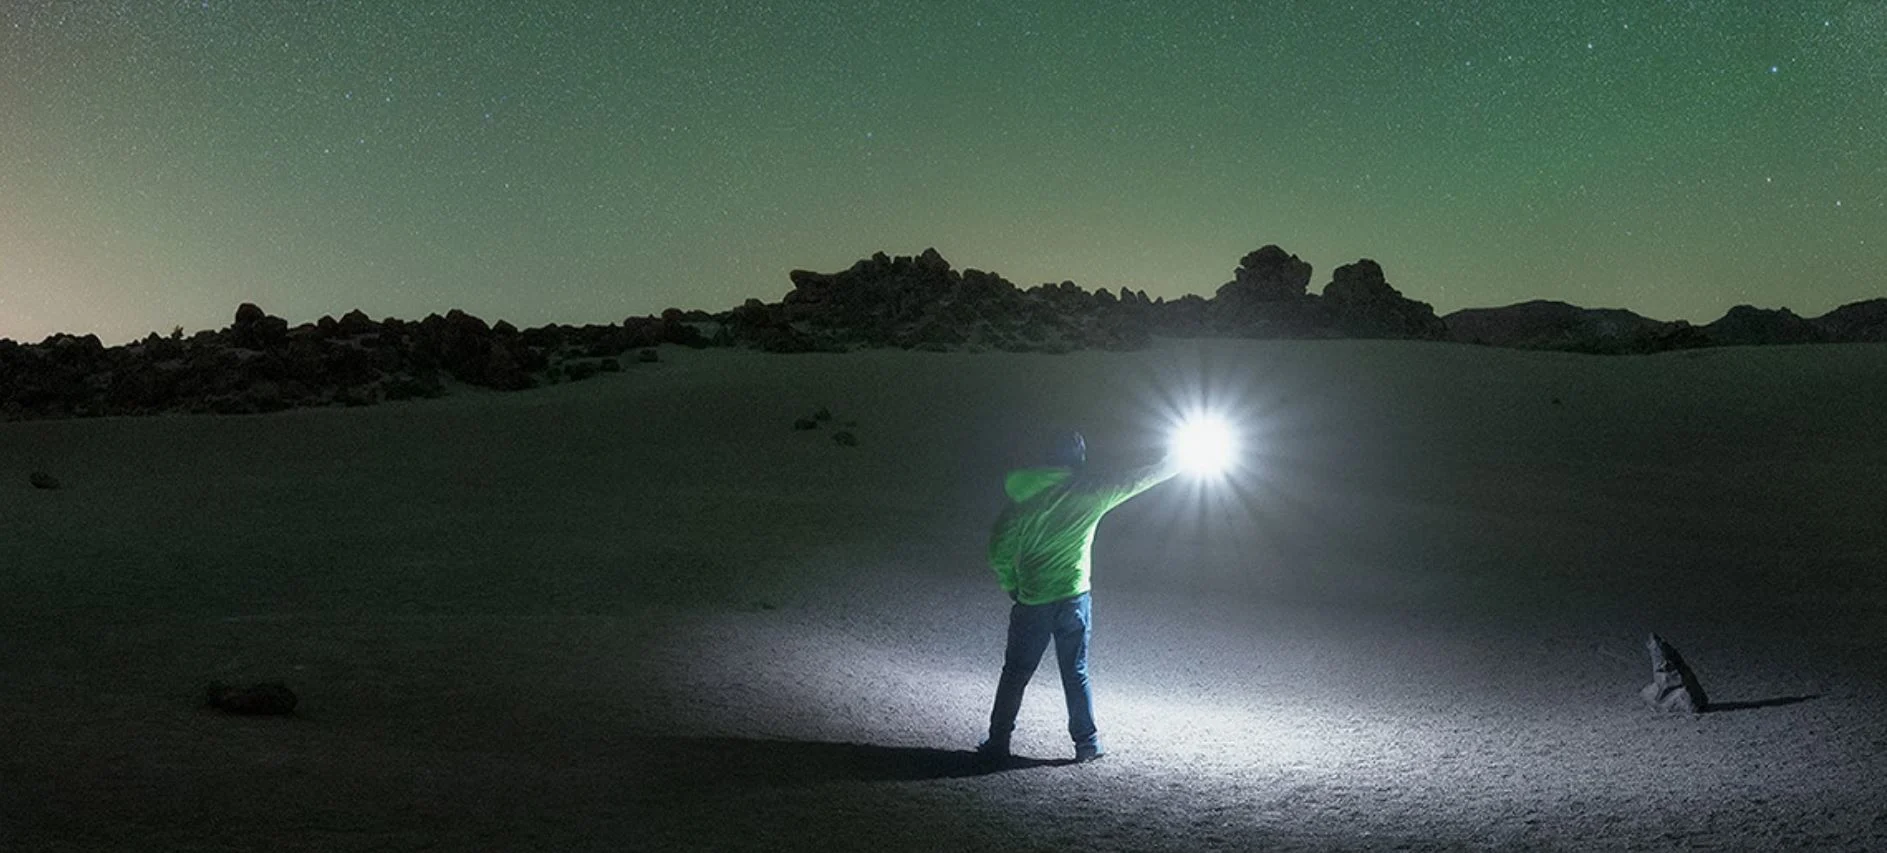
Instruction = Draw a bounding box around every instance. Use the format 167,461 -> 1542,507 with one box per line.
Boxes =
3,1 -> 1883,343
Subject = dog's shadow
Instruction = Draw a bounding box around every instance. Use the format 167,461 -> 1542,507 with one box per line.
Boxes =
1705,694 -> 1821,713
625,736 -> 1073,789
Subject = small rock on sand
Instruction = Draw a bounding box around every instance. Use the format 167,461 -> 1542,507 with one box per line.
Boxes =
1641,633 -> 1709,714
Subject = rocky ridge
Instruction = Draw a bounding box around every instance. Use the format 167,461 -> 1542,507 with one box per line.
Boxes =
2,244 -> 1882,421
1442,299 -> 1887,353
0,306 -> 710,419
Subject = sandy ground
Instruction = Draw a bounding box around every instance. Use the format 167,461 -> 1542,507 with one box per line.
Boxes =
2,339 -> 1885,851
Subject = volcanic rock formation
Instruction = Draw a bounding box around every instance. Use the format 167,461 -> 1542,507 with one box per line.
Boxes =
1322,260 -> 1448,340
2,244 -> 1880,422
0,304 -> 705,420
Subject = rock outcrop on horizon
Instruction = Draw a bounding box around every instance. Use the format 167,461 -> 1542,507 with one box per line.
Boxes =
0,304 -> 708,420
1323,260 -> 1449,340
1814,298 -> 1887,342
1700,305 -> 1826,346
754,245 -> 1445,349
1150,246 -> 1446,341
1443,301 -> 1708,354
1444,297 -> 1887,354
2,244 -> 1883,422
763,247 -> 1149,353
1205,245 -> 1322,337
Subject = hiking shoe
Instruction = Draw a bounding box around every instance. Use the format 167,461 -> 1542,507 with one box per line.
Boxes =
1074,743 -> 1106,763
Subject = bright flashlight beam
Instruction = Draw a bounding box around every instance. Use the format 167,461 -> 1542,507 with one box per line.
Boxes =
1170,414 -> 1239,477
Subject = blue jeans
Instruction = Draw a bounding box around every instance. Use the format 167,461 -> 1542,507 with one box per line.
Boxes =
987,592 -> 1098,750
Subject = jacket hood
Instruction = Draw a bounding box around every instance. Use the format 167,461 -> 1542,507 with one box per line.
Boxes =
1003,466 -> 1073,503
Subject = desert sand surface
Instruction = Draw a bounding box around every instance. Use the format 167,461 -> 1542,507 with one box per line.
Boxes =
3,339 -> 1885,851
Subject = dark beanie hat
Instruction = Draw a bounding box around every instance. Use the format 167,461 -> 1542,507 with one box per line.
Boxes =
1045,430 -> 1086,467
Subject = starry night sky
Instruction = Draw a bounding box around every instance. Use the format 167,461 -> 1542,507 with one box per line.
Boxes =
3,1 -> 1883,344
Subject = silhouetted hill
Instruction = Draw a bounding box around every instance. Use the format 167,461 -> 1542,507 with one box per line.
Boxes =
1443,301 -> 1707,354
1814,298 -> 1887,342
1447,297 -> 1887,354
1702,305 -> 1826,346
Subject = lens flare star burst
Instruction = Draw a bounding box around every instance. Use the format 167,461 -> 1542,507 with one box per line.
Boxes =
1171,413 -> 1240,479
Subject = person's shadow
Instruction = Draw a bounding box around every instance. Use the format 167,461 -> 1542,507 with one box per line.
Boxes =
625,736 -> 1073,788
1704,694 -> 1821,713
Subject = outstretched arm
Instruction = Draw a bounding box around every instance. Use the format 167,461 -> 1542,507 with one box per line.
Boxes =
1077,453 -> 1181,508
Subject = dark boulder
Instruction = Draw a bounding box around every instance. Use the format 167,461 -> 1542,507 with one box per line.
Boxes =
1210,246 -> 1329,337
136,332 -> 185,362
43,333 -> 106,368
280,337 -> 329,384
658,308 -> 710,348
319,343 -> 380,387
482,340 -> 536,391
423,309 -> 496,384
621,318 -> 663,349
229,304 -> 289,350
335,309 -> 379,337
1218,245 -> 1313,303
1155,294 -> 1211,335
522,323 -> 568,351
104,363 -> 177,412
1640,634 -> 1708,714
1323,259 -> 1394,303
576,324 -> 630,357
1319,260 -> 1447,339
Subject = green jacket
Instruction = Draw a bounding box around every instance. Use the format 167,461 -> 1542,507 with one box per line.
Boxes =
987,458 -> 1178,604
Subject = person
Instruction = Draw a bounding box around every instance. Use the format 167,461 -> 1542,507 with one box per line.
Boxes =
977,429 -> 1178,765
